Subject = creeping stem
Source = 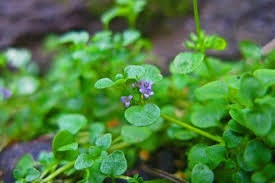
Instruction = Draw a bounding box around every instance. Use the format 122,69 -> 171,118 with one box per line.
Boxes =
161,114 -> 225,145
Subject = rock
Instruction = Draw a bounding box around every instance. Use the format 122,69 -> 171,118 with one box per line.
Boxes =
0,136 -> 52,183
0,0 -> 101,49
151,0 -> 275,70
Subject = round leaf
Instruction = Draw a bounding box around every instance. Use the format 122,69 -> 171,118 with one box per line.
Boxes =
205,145 -> 226,169
52,130 -> 78,160
191,100 -> 227,128
100,150 -> 127,176
74,154 -> 94,170
122,29 -> 140,46
205,35 -> 227,50
124,65 -> 145,79
170,52 -> 204,74
191,163 -> 214,183
125,104 -> 160,126
59,31 -> 89,44
240,74 -> 264,106
195,80 -> 228,101
188,144 -> 208,169
140,64 -> 163,83
243,140 -> 272,170
254,69 -> 275,90
57,114 -> 87,135
223,129 -> 244,148
95,133 -> 112,149
94,78 -> 114,89
244,107 -> 272,136
25,168 -> 40,182
121,125 -> 152,143
16,76 -> 39,95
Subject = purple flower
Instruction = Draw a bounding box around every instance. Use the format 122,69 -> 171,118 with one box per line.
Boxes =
138,80 -> 154,98
0,87 -> 12,99
120,95 -> 133,108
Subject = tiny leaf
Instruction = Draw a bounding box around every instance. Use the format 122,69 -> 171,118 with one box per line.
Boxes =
95,133 -> 112,149
57,114 -> 87,134
243,140 -> 272,170
100,150 -> 127,176
124,65 -> 145,79
195,80 -> 228,101
125,104 -> 160,126
52,130 -> 78,160
74,153 -> 94,170
170,52 -> 204,74
59,31 -> 89,44
94,78 -> 114,89
121,125 -> 152,143
122,29 -> 140,46
191,163 -> 214,183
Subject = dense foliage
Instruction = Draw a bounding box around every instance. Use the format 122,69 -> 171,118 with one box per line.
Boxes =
0,0 -> 274,182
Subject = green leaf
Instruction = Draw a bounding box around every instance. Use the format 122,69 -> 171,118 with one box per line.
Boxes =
195,80 -> 228,101
254,69 -> 275,89
239,74 -> 264,106
204,35 -> 227,50
251,164 -> 275,183
89,123 -> 105,144
229,107 -> 247,126
223,129 -> 244,148
13,154 -> 34,179
191,163 -> 214,183
95,133 -> 112,149
5,48 -> 31,68
227,119 -> 247,134
122,29 -> 140,46
170,52 -> 204,74
74,153 -> 94,170
121,125 -> 152,143
25,168 -> 40,182
57,142 -> 78,151
191,99 -> 227,128
188,144 -> 208,169
233,171 -> 250,183
59,31 -> 89,45
167,125 -> 197,141
94,78 -> 114,89
265,126 -> 275,147
89,152 -> 107,182
140,64 -> 163,83
125,104 -> 160,126
124,65 -> 145,79
205,145 -> 226,169
52,130 -> 78,160
243,140 -> 272,170
244,107 -> 272,136
239,41 -> 261,60
57,114 -> 87,135
16,76 -> 39,95
100,150 -> 127,176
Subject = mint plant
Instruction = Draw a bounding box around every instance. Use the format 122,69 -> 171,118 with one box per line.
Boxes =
0,0 -> 273,182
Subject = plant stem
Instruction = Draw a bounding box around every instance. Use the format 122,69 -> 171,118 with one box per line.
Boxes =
193,0 -> 201,35
41,161 -> 74,182
161,114 -> 225,145
109,142 -> 130,151
112,135 -> 123,145
116,175 -> 132,180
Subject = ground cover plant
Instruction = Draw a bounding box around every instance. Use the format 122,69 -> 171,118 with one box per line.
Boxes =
0,0 -> 274,182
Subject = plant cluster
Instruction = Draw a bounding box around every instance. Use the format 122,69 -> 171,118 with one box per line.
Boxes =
0,0 -> 274,182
